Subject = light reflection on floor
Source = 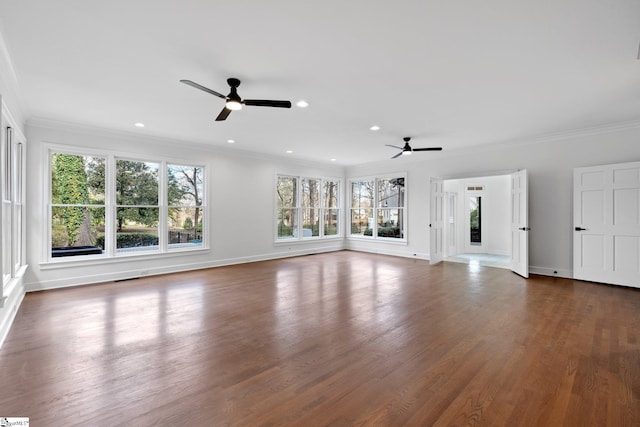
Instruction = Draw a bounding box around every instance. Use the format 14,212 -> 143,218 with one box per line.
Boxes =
445,253 -> 510,270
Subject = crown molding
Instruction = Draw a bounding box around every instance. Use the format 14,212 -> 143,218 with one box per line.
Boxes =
26,116 -> 346,173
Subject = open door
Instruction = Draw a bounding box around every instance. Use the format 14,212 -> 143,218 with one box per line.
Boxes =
510,169 -> 529,277
430,177 -> 444,265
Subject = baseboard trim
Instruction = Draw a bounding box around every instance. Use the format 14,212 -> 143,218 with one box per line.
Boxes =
347,246 -> 429,260
529,265 -> 573,279
0,279 -> 26,350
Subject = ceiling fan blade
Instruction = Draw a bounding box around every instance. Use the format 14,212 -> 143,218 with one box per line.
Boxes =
244,99 -> 292,108
385,144 -> 404,150
391,152 -> 403,159
180,80 -> 227,99
215,107 -> 232,121
413,147 -> 443,151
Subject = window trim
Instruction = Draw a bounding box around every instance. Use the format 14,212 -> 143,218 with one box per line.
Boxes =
274,173 -> 342,243
43,143 -> 209,264
348,173 -> 408,243
1,109 -> 27,295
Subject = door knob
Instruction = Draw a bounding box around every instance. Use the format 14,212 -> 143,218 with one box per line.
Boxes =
519,227 -> 531,231
575,227 -> 587,231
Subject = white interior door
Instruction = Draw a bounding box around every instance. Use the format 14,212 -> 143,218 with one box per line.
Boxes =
430,177 -> 444,265
574,162 -> 640,288
510,170 -> 529,278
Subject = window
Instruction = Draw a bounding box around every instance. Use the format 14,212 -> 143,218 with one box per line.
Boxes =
276,175 -> 340,240
115,159 -> 160,252
1,121 -> 26,291
167,164 -> 204,249
349,175 -> 406,240
51,153 -> 107,256
470,196 -> 481,244
48,147 -> 206,260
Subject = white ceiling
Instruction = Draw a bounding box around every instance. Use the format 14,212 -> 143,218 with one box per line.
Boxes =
1,1 -> 639,165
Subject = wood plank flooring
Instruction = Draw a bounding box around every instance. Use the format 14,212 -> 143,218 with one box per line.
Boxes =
1,251 -> 639,426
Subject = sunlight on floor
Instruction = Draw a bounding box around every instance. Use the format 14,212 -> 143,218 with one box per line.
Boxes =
445,253 -> 510,270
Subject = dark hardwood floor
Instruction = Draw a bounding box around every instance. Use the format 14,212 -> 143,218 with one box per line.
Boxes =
1,251 -> 639,426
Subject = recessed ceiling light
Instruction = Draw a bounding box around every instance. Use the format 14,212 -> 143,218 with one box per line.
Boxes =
286,150 -> 293,154
227,139 -> 235,144
296,100 -> 309,108
370,125 -> 380,131
135,122 -> 145,128
330,158 -> 337,162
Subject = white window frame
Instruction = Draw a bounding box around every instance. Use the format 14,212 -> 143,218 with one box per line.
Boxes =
44,144 -> 208,264
275,174 -> 342,242
1,104 -> 27,300
348,173 -> 408,242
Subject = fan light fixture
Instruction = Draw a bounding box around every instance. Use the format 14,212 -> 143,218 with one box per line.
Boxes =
402,142 -> 412,155
180,77 -> 292,121
225,99 -> 242,110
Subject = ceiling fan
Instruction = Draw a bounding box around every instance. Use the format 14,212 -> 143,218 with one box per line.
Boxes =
386,137 -> 442,159
180,77 -> 292,121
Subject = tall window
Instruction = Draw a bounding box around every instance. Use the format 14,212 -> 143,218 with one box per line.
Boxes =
276,175 -> 340,240
115,159 -> 159,252
168,164 -> 204,249
51,153 -> 106,256
323,180 -> 339,236
350,179 -> 374,236
276,176 -> 297,239
349,175 -> 406,240
48,148 -> 206,260
1,121 -> 26,290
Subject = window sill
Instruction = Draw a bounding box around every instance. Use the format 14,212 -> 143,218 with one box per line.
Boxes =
39,247 -> 210,270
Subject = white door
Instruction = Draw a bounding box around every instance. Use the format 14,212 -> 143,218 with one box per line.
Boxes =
510,170 -> 529,278
574,162 -> 640,288
430,178 -> 444,265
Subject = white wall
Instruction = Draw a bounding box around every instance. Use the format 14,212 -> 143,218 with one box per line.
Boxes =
346,122 -> 640,277
24,120 -> 346,290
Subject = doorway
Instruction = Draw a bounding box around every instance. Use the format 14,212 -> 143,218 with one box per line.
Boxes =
443,175 -> 511,269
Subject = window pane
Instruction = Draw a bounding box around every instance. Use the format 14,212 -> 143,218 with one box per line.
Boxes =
351,208 -> 373,236
378,208 -> 403,238
52,154 -> 105,205
301,178 -> 320,237
351,180 -> 373,209
168,207 -> 203,249
13,204 -> 22,268
168,165 -> 203,207
302,178 -> 320,208
324,208 -> 339,236
323,180 -> 339,208
301,208 -> 320,236
277,176 -> 296,208
2,202 -> 11,278
378,177 -> 405,208
277,208 -> 298,239
116,159 -> 159,205
116,207 -> 159,252
51,206 -> 105,256
470,196 -> 481,244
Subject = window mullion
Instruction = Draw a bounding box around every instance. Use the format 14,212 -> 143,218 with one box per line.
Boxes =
158,161 -> 167,252
105,155 -> 116,257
